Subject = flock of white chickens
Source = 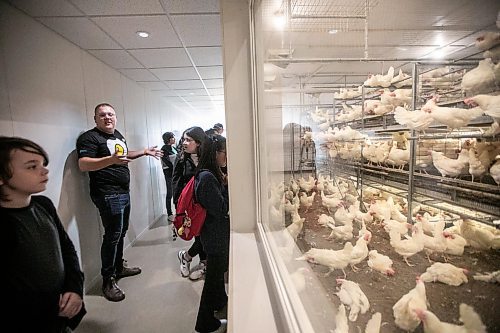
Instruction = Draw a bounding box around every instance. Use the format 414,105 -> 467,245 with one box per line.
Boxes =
308,32 -> 500,189
268,174 -> 500,333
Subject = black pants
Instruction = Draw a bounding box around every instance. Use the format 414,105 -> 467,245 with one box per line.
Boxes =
195,252 -> 229,332
188,236 -> 207,261
163,171 -> 173,216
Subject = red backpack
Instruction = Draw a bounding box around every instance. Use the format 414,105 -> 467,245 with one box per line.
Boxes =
173,176 -> 207,240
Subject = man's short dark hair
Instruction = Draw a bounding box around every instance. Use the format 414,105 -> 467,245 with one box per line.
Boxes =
214,123 -> 223,130
94,103 -> 114,115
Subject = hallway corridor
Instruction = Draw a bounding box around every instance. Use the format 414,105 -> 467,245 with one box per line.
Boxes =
75,215 -> 206,333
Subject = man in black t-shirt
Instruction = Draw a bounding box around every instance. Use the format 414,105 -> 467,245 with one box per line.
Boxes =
76,103 -> 162,302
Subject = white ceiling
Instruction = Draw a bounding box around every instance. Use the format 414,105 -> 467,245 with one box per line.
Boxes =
261,0 -> 500,89
6,0 -> 224,114
5,0 -> 500,106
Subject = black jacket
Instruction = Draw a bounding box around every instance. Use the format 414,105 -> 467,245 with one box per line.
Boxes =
172,155 -> 197,206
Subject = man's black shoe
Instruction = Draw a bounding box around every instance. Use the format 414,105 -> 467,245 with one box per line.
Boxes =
102,277 -> 125,302
116,266 -> 142,279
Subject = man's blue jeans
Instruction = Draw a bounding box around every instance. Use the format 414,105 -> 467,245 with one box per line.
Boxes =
91,193 -> 130,279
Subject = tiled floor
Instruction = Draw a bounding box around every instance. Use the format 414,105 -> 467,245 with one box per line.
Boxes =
74,215 -> 206,333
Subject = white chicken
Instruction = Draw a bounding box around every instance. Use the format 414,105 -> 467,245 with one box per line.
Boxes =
421,97 -> 484,129
464,94 -> 500,136
335,278 -> 370,322
389,222 -> 425,266
490,155 -> 500,186
363,67 -> 395,87
473,270 -> 500,284
365,312 -> 382,333
467,147 -> 488,182
327,221 -> 354,242
386,144 -> 410,168
420,262 -> 469,286
333,304 -> 349,333
391,69 -> 412,88
286,211 -> 305,240
367,250 -> 395,276
392,276 -> 428,332
415,303 -> 486,333
422,220 -> 448,262
475,31 -> 500,51
334,204 -> 355,226
394,106 -> 434,131
317,213 -> 335,227
348,231 -> 372,271
297,242 -> 354,277
460,218 -> 500,249
461,59 -> 498,95
430,149 -> 469,178
443,231 -> 468,256
299,192 -> 316,212
321,190 -> 343,213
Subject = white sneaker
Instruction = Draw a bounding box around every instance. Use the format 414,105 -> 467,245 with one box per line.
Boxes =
178,250 -> 191,277
189,261 -> 206,281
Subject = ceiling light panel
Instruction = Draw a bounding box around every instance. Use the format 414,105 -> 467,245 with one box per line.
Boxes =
150,67 -> 199,80
92,16 -> 181,48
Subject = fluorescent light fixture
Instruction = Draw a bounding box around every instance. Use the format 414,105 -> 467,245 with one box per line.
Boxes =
137,31 -> 149,38
328,29 -> 338,34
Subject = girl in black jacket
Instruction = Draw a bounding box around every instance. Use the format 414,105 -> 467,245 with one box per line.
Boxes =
173,127 -> 209,280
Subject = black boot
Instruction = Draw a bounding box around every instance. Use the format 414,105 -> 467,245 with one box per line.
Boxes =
102,277 -> 125,302
116,259 -> 142,279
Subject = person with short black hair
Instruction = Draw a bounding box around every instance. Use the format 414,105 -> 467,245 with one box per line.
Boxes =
1,136 -> 86,332
205,123 -> 224,136
76,103 -> 162,302
161,131 -> 177,221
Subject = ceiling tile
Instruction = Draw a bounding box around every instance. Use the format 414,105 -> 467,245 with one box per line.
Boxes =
129,48 -> 191,67
197,66 -> 223,79
38,17 -> 121,49
208,88 -> 224,95
159,90 -> 179,97
137,81 -> 169,90
8,0 -> 83,16
71,0 -> 164,15
120,69 -> 158,81
174,89 -> 208,96
163,0 -> 219,13
203,79 -> 224,89
150,67 -> 199,80
188,47 -> 222,66
183,95 -> 213,102
88,49 -> 143,68
92,15 -> 181,49
165,80 -> 204,89
170,14 -> 221,46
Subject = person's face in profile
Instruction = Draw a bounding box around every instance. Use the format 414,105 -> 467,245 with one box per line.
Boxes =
183,135 -> 199,154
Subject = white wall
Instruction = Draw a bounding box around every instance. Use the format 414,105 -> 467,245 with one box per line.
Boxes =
0,3 -> 175,290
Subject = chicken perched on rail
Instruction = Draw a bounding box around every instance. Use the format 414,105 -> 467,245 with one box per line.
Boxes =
464,94 -> 500,135
460,218 -> 500,249
336,278 -> 370,322
475,31 -> 500,51
415,303 -> 486,333
394,106 -> 434,131
364,66 -> 395,87
391,69 -> 412,88
392,276 -> 428,332
367,250 -> 395,276
430,149 -> 469,178
421,96 -> 484,130
296,242 -> 354,277
461,59 -> 499,95
420,262 -> 469,286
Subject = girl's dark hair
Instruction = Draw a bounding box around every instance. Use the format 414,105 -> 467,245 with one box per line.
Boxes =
0,136 -> 49,201
197,134 -> 226,184
180,126 -> 208,159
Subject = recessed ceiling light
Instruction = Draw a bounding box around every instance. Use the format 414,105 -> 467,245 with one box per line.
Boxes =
137,31 -> 149,38
328,29 -> 338,34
